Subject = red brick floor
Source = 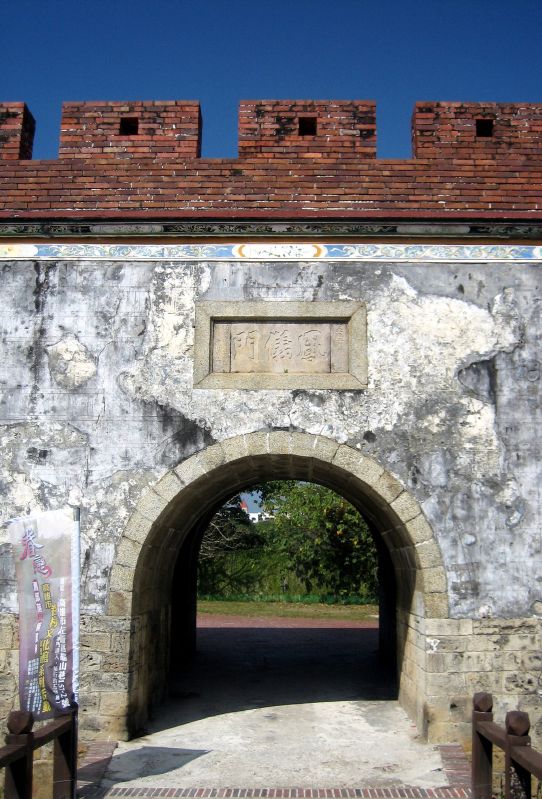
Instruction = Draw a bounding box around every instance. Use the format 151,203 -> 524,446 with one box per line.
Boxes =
78,741 -> 118,796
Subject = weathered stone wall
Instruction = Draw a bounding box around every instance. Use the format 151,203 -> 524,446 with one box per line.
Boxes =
423,616 -> 542,743
0,244 -> 540,743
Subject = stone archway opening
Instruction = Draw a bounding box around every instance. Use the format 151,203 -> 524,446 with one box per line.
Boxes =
109,433 -> 447,740
194,480 -> 387,632
172,476 -> 396,692
164,477 -> 398,743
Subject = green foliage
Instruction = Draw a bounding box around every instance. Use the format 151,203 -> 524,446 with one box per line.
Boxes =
197,493 -> 261,595
257,481 -> 378,600
198,494 -> 258,559
196,482 -> 378,602
198,548 -> 294,596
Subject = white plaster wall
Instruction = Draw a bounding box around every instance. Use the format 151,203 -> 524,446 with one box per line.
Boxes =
0,255 -> 540,621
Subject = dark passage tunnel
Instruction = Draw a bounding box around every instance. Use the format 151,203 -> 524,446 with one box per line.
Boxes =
164,479 -> 398,728
154,621 -> 396,736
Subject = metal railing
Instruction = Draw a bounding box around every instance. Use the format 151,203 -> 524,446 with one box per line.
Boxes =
0,708 -> 77,799
472,692 -> 542,799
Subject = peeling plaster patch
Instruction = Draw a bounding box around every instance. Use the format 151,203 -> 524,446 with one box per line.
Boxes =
5,423 -> 89,480
120,267 -> 524,462
526,362 -> 540,382
454,398 -> 501,480
0,422 -> 90,540
417,408 -> 449,436
496,481 -> 525,528
457,358 -> 497,402
152,267 -> 195,358
197,262 -> 212,295
47,335 -> 96,389
78,468 -> 158,611
490,288 -> 524,351
152,407 -> 216,466
289,391 -> 365,443
417,451 -> 450,488
506,504 -> 526,527
68,486 -> 84,507
366,275 -> 521,429
82,541 -> 115,614
120,265 -> 198,403
0,474 -> 36,524
239,261 -> 327,301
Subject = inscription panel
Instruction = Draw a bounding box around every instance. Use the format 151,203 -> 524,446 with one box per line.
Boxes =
194,301 -> 367,390
212,321 -> 348,375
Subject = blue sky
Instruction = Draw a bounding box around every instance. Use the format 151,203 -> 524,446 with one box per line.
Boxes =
2,0 -> 542,160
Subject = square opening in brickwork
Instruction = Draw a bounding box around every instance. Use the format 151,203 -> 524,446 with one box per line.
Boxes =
298,117 -> 317,136
476,119 -> 494,138
118,117 -> 139,136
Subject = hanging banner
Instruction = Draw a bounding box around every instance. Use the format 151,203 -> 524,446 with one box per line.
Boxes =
8,507 -> 80,718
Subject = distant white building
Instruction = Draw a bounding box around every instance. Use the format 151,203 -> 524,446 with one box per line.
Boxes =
239,498 -> 272,524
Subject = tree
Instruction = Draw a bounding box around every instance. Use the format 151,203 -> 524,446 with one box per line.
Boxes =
198,494 -> 255,561
256,481 -> 378,599
197,494 -> 265,595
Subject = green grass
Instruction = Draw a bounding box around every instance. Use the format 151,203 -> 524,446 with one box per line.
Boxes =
198,592 -> 376,604
197,598 -> 379,621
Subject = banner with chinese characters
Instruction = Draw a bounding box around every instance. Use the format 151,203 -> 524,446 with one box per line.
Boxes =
8,508 -> 80,718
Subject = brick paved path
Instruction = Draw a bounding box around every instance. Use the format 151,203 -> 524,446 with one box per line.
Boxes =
78,743 -> 471,799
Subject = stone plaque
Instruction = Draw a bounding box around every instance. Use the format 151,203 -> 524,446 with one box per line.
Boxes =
212,321 -> 348,375
194,301 -> 367,390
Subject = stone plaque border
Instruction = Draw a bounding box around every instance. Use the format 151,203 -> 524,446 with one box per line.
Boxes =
193,301 -> 367,390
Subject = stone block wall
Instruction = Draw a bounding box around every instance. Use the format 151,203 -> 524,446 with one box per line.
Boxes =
423,617 -> 542,743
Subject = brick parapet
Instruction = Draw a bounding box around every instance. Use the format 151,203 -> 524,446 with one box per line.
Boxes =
412,101 -> 542,159
0,98 -> 542,218
59,100 -> 201,160
0,103 -> 35,161
238,100 -> 376,158
1,156 -> 542,217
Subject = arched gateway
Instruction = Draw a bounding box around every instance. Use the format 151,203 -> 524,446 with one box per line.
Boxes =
1,98 -> 542,752
107,432 -> 447,740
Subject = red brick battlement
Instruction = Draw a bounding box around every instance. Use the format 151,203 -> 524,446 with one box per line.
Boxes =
412,101 -> 542,159
1,99 -> 542,219
59,101 -> 202,160
238,101 -> 376,159
0,103 -> 35,161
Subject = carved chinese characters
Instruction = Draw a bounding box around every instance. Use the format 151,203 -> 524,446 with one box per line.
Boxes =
212,322 -> 349,375
194,301 -> 367,389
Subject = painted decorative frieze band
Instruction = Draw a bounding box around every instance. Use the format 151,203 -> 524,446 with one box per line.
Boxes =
0,242 -> 541,262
